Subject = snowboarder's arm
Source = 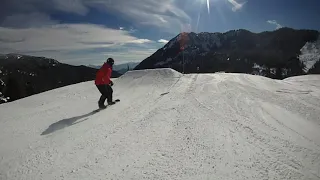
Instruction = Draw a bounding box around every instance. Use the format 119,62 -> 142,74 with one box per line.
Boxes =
104,67 -> 112,84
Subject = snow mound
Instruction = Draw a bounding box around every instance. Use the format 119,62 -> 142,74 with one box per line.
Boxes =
284,74 -> 320,82
0,71 -> 320,180
284,75 -> 320,88
116,68 -> 182,88
121,68 -> 182,79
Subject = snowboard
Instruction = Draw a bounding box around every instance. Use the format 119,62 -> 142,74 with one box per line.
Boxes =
94,99 -> 120,112
100,99 -> 120,108
113,99 -> 120,103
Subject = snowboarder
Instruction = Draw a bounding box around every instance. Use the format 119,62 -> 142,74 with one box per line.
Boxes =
95,58 -> 115,108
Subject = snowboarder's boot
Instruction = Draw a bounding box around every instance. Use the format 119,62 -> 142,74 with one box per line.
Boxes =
98,100 -> 106,109
107,101 -> 116,105
99,103 -> 107,109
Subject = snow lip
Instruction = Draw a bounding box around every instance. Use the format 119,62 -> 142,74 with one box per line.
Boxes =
119,68 -> 182,79
283,74 -> 320,82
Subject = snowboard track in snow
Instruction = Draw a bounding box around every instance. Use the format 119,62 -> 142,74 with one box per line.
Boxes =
0,68 -> 320,180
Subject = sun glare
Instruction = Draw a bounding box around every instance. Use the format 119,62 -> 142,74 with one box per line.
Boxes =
196,0 -> 211,14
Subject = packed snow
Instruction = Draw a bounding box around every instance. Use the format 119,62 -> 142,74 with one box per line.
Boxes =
0,68 -> 320,180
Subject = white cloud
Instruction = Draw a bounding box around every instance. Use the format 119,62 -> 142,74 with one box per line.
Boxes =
30,49 -> 155,65
129,27 -> 138,33
0,23 -> 159,65
227,0 -> 247,12
157,16 -> 168,23
104,49 -> 156,62
267,20 -> 282,30
1,0 -> 190,33
158,39 -> 169,44
85,0 -> 190,32
0,23 -> 152,53
28,47 -> 158,65
129,39 -> 152,44
0,0 -> 184,65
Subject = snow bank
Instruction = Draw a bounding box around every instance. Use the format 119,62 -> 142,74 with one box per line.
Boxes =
116,68 -> 182,87
284,74 -> 320,82
0,69 -> 320,180
283,75 -> 320,89
121,68 -> 182,79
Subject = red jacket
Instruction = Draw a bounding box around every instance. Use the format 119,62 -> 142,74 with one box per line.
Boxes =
95,63 -> 112,85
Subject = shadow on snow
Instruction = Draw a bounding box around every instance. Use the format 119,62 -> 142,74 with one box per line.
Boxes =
41,109 -> 103,135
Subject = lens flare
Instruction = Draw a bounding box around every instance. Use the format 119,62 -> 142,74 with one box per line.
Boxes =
207,0 -> 210,14
196,13 -> 201,32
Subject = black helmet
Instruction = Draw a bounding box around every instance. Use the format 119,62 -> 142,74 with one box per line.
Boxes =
106,58 -> 114,66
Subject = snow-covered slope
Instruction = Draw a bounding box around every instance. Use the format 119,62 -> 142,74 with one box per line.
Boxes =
1,69 -> 320,180
299,36 -> 320,72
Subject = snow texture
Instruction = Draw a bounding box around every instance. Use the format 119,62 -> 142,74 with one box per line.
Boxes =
252,63 -> 267,76
0,96 -> 8,103
0,68 -> 320,180
299,36 -> 320,72
0,90 -> 8,103
0,79 -> 4,86
155,58 -> 173,67
270,68 -> 276,75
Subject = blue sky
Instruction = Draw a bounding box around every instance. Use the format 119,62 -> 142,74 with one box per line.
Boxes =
0,0 -> 319,65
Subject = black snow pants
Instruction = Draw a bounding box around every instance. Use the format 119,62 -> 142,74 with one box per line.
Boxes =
96,84 -> 113,106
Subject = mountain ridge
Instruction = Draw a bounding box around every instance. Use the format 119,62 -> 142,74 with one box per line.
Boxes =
135,27 -> 320,79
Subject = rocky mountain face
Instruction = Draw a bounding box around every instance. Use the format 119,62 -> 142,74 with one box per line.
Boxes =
135,28 -> 320,79
0,54 -> 121,103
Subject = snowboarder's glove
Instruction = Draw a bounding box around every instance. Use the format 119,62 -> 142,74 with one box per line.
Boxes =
110,81 -> 114,86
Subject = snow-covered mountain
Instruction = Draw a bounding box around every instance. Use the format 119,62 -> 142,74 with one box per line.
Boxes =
135,28 -> 320,79
0,68 -> 319,179
0,54 -> 121,103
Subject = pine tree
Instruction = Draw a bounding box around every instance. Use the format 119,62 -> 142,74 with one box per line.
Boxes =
308,58 -> 320,74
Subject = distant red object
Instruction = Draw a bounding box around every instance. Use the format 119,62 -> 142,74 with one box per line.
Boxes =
179,32 -> 188,52
95,63 -> 112,85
